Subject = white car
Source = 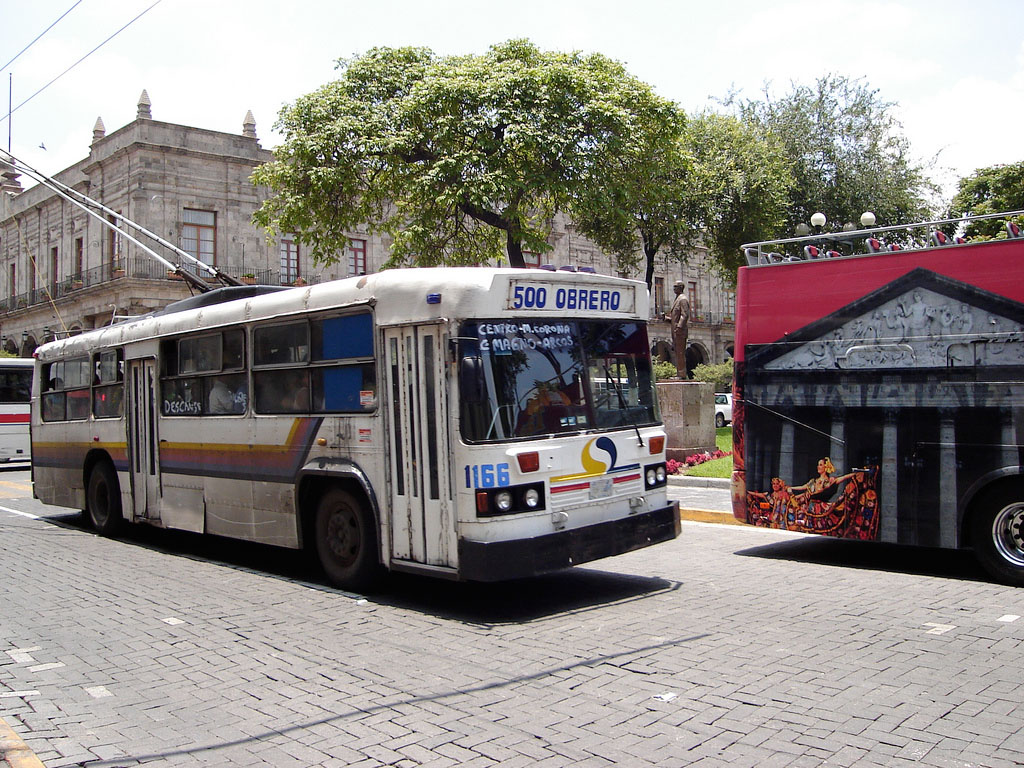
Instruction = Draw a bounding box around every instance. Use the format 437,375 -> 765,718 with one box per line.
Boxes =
714,393 -> 733,428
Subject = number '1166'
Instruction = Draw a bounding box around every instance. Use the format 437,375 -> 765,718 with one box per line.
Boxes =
465,463 -> 511,488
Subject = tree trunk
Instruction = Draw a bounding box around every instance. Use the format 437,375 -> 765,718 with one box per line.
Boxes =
506,229 -> 526,268
643,232 -> 658,290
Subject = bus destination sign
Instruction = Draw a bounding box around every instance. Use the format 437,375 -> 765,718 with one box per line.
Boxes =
507,280 -> 635,314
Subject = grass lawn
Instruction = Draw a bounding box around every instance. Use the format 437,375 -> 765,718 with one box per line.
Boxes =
681,426 -> 733,479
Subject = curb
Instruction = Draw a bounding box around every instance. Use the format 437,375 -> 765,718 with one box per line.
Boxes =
668,475 -> 730,489
0,718 -> 45,768
679,507 -> 743,526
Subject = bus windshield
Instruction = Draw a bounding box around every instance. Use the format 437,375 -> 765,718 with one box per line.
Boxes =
459,319 -> 658,442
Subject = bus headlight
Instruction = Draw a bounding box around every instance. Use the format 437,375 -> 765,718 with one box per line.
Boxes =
644,462 -> 668,490
495,491 -> 514,512
476,482 -> 546,517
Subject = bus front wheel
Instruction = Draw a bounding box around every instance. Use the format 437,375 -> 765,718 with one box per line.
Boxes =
971,486 -> 1024,587
314,488 -> 380,591
86,461 -> 123,536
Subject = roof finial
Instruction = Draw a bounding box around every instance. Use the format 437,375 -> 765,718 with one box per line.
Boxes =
242,110 -> 257,139
92,116 -> 106,144
137,89 -> 152,120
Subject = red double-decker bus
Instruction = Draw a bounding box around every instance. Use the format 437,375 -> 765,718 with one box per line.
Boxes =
732,211 -> 1024,585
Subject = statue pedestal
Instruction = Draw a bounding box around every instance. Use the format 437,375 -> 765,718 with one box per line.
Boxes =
657,380 -> 715,460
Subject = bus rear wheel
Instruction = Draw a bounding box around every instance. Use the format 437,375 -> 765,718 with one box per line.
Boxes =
314,488 -> 380,591
86,461 -> 123,536
971,486 -> 1024,587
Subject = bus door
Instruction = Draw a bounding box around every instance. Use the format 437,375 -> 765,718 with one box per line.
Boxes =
383,325 -> 455,571
126,358 -> 160,520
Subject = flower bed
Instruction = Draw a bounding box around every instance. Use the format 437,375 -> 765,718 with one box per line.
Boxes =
667,449 -> 731,475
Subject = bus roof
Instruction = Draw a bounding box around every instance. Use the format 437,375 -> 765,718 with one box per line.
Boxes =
35,267 -> 648,362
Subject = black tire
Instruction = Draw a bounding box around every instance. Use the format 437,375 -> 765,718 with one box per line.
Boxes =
970,485 -> 1024,587
314,488 -> 381,591
86,461 -> 123,536
715,412 -> 726,429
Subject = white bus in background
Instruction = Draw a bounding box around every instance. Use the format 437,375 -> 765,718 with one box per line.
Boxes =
30,268 -> 679,589
0,358 -> 33,463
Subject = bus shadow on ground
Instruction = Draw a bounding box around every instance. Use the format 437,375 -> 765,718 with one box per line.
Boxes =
734,536 -> 990,584
58,513 -> 678,623
379,568 -> 680,626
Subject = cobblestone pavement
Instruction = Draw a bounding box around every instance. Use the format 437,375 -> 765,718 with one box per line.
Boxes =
2,469 -> 1024,767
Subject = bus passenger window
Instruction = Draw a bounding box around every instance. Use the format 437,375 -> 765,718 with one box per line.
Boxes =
179,334 -> 222,374
66,389 -> 91,420
42,392 -> 66,421
254,323 -> 309,366
222,329 -> 245,370
312,314 -> 373,360
254,369 -> 309,413
93,385 -> 124,419
162,378 -> 203,416
311,364 -> 375,412
206,373 -> 247,414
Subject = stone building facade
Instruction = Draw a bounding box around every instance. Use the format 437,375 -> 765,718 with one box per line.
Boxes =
0,93 -> 734,369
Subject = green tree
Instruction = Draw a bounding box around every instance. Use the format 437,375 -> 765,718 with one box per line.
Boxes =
571,110 -> 698,288
731,75 -> 935,235
253,40 -> 680,269
684,112 -> 792,279
573,109 -> 791,287
948,160 -> 1024,239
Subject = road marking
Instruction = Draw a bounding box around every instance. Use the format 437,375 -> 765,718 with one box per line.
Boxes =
997,614 -> 1020,623
0,691 -> 39,698
84,686 -> 112,699
0,505 -> 39,520
923,622 -> 956,635
161,617 -> 185,625
27,662 -> 64,673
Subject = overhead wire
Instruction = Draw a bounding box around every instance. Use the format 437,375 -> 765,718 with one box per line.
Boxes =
0,0 -> 83,73
1,0 -> 162,126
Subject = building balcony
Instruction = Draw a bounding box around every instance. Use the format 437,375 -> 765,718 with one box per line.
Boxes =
0,257 -> 322,316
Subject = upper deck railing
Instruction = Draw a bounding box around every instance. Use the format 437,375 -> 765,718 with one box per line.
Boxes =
740,210 -> 1024,267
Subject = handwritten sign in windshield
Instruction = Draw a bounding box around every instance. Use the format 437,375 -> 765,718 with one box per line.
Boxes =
477,322 -> 574,353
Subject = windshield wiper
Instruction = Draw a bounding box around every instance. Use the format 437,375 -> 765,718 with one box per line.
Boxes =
603,363 -> 644,447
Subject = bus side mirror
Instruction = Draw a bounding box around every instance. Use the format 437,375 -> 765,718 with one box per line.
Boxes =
460,357 -> 485,403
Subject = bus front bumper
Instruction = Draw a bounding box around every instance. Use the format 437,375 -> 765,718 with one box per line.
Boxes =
457,501 -> 681,582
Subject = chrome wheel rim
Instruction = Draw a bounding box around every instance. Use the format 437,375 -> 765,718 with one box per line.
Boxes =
992,502 -> 1024,567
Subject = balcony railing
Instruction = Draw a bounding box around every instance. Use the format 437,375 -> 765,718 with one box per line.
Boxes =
650,309 -> 735,326
0,257 -> 322,314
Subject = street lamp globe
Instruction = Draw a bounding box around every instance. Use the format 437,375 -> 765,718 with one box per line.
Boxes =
810,212 -> 827,228
860,211 -> 876,227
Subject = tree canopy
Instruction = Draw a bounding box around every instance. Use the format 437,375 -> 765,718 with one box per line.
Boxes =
948,160 -> 1024,239
729,75 -> 936,235
571,109 -> 792,286
569,111 -> 696,287
252,40 -> 680,269
683,112 -> 792,278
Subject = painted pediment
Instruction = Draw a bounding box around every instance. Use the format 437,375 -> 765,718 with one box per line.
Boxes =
751,268 -> 1024,371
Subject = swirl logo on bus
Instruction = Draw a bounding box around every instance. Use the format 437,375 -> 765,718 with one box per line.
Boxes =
582,436 -> 619,474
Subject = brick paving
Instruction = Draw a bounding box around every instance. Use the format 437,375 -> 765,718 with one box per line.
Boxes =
2,470 -> 1023,767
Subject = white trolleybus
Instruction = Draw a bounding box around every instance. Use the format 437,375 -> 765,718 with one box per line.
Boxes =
31,268 -> 679,589
0,357 -> 32,463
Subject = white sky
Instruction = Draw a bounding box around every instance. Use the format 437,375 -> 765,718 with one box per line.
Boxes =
2,0 -> 1022,204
